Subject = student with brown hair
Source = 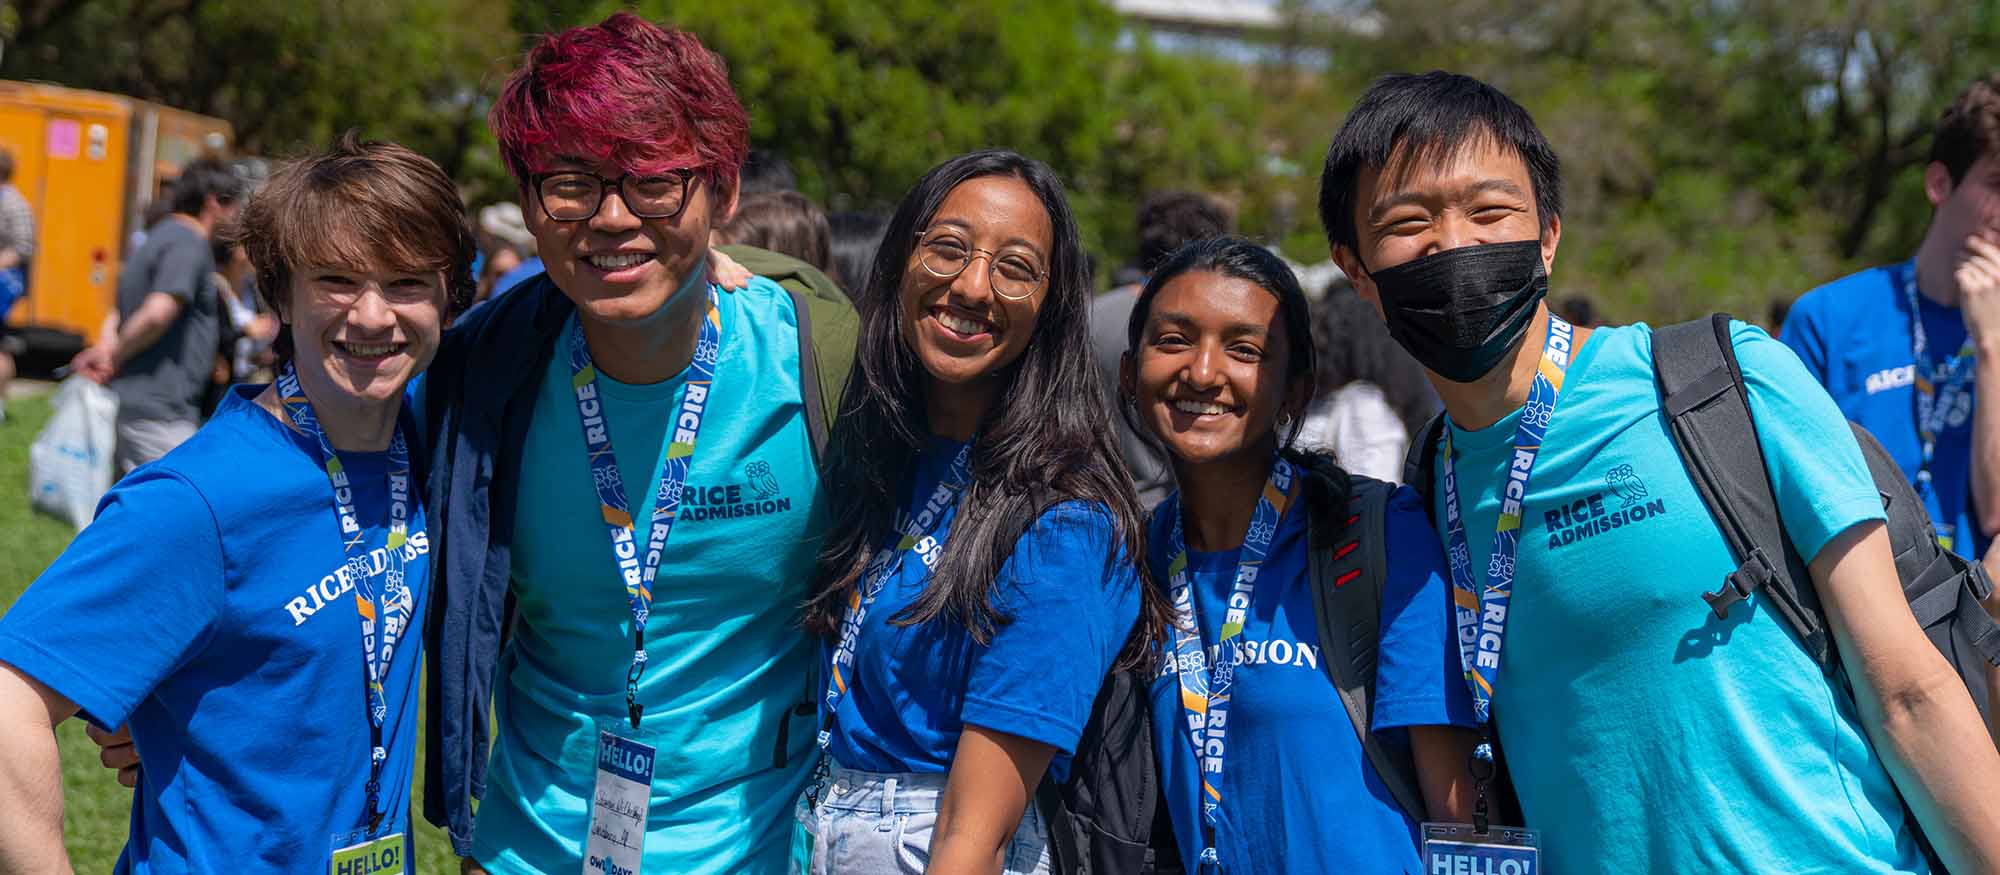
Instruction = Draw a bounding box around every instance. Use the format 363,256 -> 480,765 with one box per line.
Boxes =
0,131 -> 474,873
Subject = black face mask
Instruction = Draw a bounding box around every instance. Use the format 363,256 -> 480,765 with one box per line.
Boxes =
1363,240 -> 1549,384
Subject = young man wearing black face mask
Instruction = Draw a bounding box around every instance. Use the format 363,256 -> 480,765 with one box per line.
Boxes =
1322,71 -> 2000,874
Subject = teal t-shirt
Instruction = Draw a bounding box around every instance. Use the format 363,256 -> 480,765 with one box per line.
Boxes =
1435,321 -> 1921,873
472,278 -> 821,874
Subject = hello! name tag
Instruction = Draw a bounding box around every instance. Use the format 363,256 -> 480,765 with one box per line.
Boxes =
1421,822 -> 1541,875
583,729 -> 655,875
329,831 -> 406,875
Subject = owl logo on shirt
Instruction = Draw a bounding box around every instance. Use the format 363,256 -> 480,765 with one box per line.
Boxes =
1606,464 -> 1650,508
746,460 -> 782,500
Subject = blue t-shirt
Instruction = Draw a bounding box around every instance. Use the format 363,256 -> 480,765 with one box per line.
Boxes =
0,386 -> 430,873
1434,322 -> 1918,873
472,277 -> 822,874
820,438 -> 1144,778
1145,485 -> 1472,875
493,258 -> 544,300
1782,259 -> 1985,556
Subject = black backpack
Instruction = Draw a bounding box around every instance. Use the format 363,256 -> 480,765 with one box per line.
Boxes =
1037,475 -> 1427,874
1404,315 -> 2000,868
1650,315 -> 2000,713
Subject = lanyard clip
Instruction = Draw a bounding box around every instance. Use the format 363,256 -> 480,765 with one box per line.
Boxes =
627,694 -> 642,730
1470,733 -> 1496,836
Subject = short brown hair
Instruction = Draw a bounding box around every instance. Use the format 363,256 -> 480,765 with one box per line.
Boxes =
714,191 -> 834,276
231,130 -> 476,360
1934,72 -> 2000,184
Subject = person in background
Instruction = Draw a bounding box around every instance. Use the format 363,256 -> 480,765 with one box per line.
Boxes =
0,146 -> 32,423
1122,236 -> 1475,874
478,202 -> 542,303
212,237 -> 279,382
714,190 -> 835,279
71,158 -> 245,472
740,148 -> 797,197
829,210 -> 889,299
1782,72 -> 2000,559
1554,293 -> 1597,327
1091,190 -> 1232,506
1295,287 -> 1438,481
1767,296 -> 1793,336
798,149 -> 1162,873
0,131 -> 471,874
1324,69 -> 2000,873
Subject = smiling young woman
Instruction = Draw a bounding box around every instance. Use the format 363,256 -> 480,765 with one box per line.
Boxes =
797,150 -> 1170,875
1118,237 -> 1478,875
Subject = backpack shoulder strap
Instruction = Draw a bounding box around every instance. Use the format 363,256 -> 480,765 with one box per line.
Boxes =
1309,475 -> 1429,823
1403,413 -> 1447,511
716,243 -> 857,463
1651,315 -> 1831,668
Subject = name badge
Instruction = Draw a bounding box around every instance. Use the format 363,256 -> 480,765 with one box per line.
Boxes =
1421,822 -> 1541,875
583,729 -> 655,875
329,831 -> 406,875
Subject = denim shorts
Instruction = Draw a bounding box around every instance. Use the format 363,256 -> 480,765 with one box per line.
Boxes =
792,764 -> 1052,874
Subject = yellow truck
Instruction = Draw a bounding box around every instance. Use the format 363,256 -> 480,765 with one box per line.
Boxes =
0,81 -> 232,345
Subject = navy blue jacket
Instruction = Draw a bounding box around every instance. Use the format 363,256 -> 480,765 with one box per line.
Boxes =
418,252 -> 854,854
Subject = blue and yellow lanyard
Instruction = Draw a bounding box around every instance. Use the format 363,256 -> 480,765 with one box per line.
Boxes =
277,363 -> 412,834
1901,265 -> 1977,550
566,287 -> 723,729
1440,314 -> 1575,827
1166,457 -> 1298,873
819,442 -> 975,749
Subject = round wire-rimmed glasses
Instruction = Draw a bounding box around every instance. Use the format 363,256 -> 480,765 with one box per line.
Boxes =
913,229 -> 1047,301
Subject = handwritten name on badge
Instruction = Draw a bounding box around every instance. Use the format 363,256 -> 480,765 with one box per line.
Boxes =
583,731 -> 655,875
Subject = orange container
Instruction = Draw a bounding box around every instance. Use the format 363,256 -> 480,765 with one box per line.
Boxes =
0,81 -> 231,340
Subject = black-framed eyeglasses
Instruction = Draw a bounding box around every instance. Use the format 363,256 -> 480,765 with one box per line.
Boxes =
913,228 -> 1047,301
531,169 -> 696,222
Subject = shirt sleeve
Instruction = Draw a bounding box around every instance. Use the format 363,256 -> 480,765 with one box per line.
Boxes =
1777,290 -> 1830,384
1733,321 -> 1886,562
150,233 -> 209,302
961,501 -> 1143,753
1372,485 -> 1478,731
0,469 -> 227,729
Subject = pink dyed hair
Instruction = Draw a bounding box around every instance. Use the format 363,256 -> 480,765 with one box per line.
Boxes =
491,13 -> 749,191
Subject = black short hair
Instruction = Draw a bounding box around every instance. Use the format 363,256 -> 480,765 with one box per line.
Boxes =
1318,71 -> 1562,257
738,148 -> 796,196
1135,190 -> 1230,274
170,157 -> 247,217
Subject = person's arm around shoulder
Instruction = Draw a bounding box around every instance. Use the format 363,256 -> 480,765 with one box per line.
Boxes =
0,662 -> 78,873
1812,521 -> 2000,870
1374,485 -> 1479,822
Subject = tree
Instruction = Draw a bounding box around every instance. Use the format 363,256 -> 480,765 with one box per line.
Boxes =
3,0 -> 517,184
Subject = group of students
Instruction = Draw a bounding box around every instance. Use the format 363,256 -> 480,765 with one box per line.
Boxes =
2,11 -> 2000,875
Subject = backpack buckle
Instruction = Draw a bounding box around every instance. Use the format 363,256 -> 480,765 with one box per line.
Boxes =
1704,548 -> 1778,619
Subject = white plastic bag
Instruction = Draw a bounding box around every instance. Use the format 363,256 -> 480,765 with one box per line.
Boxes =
28,376 -> 120,530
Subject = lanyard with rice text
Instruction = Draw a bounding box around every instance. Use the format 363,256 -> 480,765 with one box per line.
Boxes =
1900,265 -> 1976,550
1439,313 -> 1575,830
277,363 -> 413,834
566,287 -> 723,729
1166,456 -> 1298,873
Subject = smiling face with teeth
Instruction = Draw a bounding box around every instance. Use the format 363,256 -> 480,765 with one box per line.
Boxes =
896,175 -> 1052,427
283,261 -> 449,416
1125,269 -> 1306,469
525,156 -> 738,332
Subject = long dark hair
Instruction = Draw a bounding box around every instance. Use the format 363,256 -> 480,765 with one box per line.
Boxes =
1311,286 -> 1439,438
1123,236 -> 1354,545
806,149 -> 1170,664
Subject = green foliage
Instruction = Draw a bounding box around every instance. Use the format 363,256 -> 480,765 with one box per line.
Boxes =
4,0 -> 517,187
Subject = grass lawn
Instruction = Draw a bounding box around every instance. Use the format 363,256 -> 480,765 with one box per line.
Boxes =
0,393 -> 460,873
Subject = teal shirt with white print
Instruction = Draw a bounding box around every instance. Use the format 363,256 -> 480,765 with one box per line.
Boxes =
471,276 -> 822,874
1433,321 -> 1922,873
